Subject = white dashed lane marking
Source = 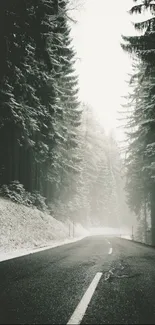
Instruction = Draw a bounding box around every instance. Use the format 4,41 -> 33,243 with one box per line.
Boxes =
67,272 -> 102,325
108,247 -> 113,255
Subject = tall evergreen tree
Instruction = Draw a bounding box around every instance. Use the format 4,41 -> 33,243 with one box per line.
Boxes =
46,0 -> 81,207
0,0 -> 81,218
122,0 -> 155,244
68,104 -> 131,229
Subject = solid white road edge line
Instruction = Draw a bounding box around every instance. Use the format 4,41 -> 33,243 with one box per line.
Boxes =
67,272 -> 102,325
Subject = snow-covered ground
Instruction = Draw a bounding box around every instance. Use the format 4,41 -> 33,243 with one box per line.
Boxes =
0,198 -> 89,262
121,235 -> 132,240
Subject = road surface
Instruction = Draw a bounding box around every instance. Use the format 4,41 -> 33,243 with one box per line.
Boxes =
0,236 -> 155,324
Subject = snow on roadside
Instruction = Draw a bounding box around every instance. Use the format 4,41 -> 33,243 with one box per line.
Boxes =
120,235 -> 132,240
0,197 -> 89,262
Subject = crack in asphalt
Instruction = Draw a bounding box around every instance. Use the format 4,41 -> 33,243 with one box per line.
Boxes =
104,261 -> 141,282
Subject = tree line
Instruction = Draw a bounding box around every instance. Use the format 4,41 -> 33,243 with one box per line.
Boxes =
0,0 -> 132,230
122,0 -> 155,244
0,0 -> 81,207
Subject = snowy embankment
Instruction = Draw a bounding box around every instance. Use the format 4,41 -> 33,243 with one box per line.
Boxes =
0,197 -> 89,262
121,235 -> 132,240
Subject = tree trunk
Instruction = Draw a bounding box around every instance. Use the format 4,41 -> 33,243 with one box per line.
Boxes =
144,199 -> 147,244
151,190 -> 155,246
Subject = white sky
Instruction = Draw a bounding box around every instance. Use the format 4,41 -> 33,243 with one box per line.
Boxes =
70,0 -> 136,142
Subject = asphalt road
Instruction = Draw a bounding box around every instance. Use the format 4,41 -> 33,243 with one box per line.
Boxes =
0,236 -> 155,324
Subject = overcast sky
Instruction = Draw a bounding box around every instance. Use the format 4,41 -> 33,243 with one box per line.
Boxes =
70,0 -> 136,142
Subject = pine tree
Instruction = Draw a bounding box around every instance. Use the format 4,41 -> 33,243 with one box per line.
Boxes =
0,0 -> 57,194
46,0 -> 82,210
0,0 -> 81,217
122,0 -> 155,244
70,104 -> 129,229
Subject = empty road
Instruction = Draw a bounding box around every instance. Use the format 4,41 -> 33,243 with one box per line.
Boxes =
0,236 -> 155,324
